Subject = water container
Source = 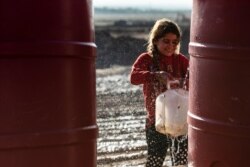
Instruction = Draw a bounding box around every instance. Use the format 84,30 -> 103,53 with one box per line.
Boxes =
155,89 -> 189,137
0,0 -> 98,166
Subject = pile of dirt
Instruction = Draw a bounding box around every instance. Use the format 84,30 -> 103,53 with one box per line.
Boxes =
95,30 -> 147,69
94,22 -> 190,69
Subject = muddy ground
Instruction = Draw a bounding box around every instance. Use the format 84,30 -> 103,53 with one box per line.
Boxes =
96,66 -> 171,167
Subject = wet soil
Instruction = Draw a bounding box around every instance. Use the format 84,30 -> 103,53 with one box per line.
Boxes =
96,67 -> 171,166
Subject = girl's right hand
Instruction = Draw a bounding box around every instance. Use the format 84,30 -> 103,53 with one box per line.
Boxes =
155,71 -> 173,85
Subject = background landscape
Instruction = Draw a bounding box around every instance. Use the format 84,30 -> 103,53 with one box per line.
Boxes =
94,6 -> 192,166
94,7 -> 191,68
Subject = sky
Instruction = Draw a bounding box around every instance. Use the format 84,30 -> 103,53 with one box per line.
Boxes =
93,0 -> 193,10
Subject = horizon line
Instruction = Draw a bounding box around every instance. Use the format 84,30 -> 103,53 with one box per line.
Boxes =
94,6 -> 192,11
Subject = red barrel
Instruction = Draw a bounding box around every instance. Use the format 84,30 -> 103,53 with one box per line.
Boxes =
0,0 -> 97,166
188,1 -> 250,166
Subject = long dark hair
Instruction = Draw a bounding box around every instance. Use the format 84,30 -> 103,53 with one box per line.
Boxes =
147,18 -> 181,70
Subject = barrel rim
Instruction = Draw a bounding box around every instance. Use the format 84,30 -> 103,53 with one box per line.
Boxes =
188,111 -> 250,138
0,125 -> 98,150
0,41 -> 97,59
189,42 -> 250,60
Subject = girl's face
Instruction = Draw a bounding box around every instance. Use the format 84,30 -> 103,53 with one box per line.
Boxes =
154,33 -> 179,56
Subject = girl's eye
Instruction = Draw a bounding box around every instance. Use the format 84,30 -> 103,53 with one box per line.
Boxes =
162,39 -> 179,46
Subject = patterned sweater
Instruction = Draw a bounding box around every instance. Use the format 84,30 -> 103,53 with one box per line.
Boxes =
130,52 -> 189,127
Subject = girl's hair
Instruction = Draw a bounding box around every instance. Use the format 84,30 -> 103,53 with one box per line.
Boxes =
147,18 -> 181,56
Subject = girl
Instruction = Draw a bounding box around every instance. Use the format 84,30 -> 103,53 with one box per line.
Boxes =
130,18 -> 189,167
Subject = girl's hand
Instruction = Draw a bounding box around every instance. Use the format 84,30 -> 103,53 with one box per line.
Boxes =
168,79 -> 180,89
155,71 -> 172,85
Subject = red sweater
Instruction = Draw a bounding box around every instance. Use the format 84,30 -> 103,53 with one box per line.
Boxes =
130,52 -> 189,127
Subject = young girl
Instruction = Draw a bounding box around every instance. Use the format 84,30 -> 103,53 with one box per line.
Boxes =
130,18 -> 189,167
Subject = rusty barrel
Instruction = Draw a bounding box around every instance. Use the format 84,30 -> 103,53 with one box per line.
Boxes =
188,1 -> 250,166
0,0 -> 97,166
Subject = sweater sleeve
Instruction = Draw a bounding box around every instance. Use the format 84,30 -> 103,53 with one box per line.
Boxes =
130,53 -> 155,85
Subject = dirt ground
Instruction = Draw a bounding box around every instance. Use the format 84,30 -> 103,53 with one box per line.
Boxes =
96,66 -> 171,167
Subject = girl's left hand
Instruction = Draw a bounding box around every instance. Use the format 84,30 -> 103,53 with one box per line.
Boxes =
168,79 -> 180,89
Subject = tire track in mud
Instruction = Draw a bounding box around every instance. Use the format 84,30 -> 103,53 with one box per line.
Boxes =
97,91 -> 171,167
